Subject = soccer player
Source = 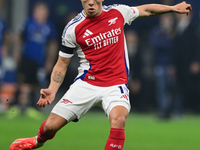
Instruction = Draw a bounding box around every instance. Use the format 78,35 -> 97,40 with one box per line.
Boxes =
10,0 -> 191,150
13,1 -> 58,116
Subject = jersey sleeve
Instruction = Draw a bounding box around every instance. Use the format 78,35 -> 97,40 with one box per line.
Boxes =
114,5 -> 139,25
59,24 -> 76,58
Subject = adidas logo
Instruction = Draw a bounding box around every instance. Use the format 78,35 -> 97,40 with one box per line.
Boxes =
120,94 -> 129,101
83,29 -> 93,38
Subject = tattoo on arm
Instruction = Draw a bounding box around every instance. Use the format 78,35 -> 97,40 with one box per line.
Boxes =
150,11 -> 156,15
53,71 -> 64,83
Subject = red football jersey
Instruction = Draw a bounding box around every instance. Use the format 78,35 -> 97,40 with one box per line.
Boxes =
60,5 -> 139,86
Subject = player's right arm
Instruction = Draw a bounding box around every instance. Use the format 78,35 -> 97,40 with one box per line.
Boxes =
37,56 -> 71,107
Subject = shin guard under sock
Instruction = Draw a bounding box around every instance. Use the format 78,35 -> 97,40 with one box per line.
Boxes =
36,120 -> 56,143
105,128 -> 125,150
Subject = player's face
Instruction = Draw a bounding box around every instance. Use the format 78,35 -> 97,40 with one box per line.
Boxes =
81,0 -> 104,18
33,4 -> 49,24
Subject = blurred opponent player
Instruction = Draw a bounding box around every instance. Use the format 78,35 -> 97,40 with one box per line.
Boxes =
0,13 -> 13,110
10,0 -> 191,150
14,1 -> 57,115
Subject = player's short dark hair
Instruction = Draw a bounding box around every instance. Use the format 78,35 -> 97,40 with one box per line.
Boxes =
33,0 -> 49,11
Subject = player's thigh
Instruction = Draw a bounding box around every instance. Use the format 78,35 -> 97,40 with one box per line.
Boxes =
102,84 -> 131,119
109,106 -> 129,128
52,79 -> 100,122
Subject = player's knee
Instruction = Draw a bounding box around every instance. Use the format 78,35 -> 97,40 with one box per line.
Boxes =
110,115 -> 126,129
43,113 -> 68,134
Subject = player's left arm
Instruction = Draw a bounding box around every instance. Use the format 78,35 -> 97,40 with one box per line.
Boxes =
136,1 -> 192,18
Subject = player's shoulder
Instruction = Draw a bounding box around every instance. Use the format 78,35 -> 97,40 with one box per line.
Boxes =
23,17 -> 37,27
103,4 -> 129,11
45,20 -> 56,30
20,18 -> 32,31
63,12 -> 86,34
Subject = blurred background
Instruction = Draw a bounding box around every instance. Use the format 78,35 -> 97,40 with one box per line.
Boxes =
0,0 -> 200,121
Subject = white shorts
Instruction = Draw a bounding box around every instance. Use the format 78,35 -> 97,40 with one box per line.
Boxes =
51,79 -> 131,122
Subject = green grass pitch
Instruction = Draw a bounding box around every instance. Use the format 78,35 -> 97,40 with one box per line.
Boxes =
1,112 -> 200,150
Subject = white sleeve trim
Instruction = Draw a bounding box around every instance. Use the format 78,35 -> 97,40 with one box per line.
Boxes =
131,7 -> 139,18
126,7 -> 139,25
59,51 -> 74,58
113,5 -> 139,25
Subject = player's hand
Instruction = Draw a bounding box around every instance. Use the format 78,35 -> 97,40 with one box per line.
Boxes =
37,89 -> 56,108
173,1 -> 192,15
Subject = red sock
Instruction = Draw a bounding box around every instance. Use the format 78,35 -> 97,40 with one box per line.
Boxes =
105,128 -> 125,150
36,120 -> 56,143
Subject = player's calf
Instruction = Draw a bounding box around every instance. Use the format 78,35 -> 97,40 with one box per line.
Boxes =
37,120 -> 56,143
